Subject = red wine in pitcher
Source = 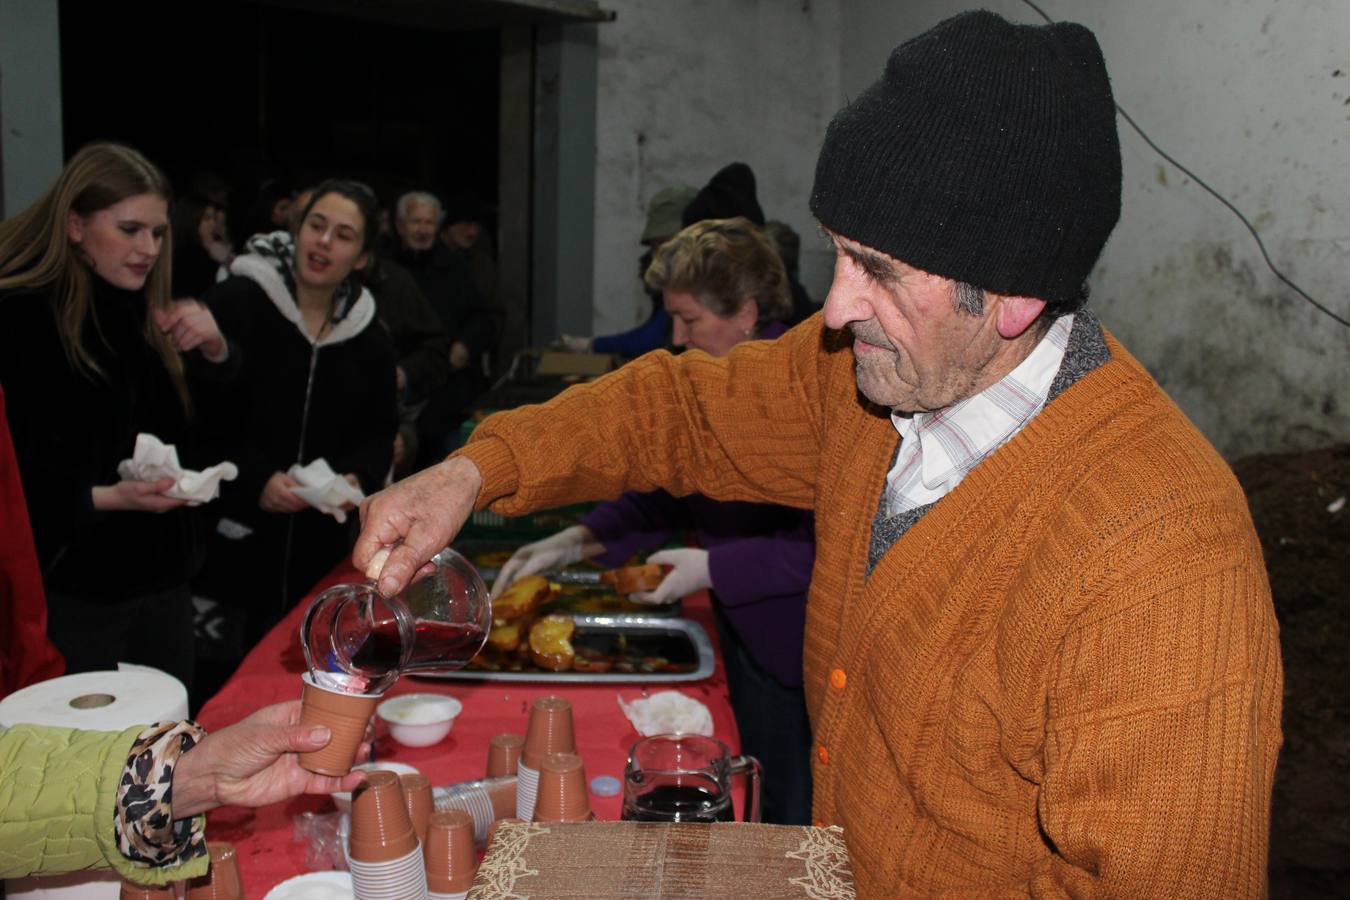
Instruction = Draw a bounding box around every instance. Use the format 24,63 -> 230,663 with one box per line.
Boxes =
621,783 -> 733,823
351,620 -> 486,671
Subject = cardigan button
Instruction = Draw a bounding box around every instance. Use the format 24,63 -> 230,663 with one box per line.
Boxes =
814,819 -> 827,828
830,668 -> 847,690
816,744 -> 829,765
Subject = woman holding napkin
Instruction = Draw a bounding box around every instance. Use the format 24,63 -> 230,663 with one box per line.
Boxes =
0,143 -> 231,688
198,180 -> 396,645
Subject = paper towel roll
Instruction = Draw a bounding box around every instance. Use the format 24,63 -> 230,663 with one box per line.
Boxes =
2,665 -> 189,900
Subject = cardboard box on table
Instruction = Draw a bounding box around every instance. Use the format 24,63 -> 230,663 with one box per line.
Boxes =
468,821 -> 855,899
533,351 -> 617,378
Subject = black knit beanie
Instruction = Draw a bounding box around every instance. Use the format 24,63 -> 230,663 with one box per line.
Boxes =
682,162 -> 766,228
810,10 -> 1121,307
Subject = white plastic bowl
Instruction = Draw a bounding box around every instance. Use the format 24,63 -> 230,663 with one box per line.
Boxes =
263,870 -> 352,899
376,693 -> 462,748
329,760 -> 420,814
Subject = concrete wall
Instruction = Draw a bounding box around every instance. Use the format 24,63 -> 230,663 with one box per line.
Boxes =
839,0 -> 1350,459
0,0 -> 63,217
589,0 -> 841,337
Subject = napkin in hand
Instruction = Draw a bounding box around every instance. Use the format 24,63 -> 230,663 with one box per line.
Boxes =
618,690 -> 714,737
288,458 -> 364,523
116,433 -> 237,505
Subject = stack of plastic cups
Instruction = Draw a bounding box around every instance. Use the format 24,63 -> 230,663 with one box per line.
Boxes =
120,882 -> 175,899
486,732 -> 524,777
184,843 -> 244,899
424,810 -> 477,900
435,776 -> 518,845
517,697 -> 575,821
297,672 -> 380,776
401,772 -> 435,847
347,771 -> 429,899
532,752 -> 593,823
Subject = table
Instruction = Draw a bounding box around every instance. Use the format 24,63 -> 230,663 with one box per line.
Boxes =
195,561 -> 739,897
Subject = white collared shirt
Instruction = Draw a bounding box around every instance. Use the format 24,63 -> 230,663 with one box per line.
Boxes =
883,314 -> 1074,516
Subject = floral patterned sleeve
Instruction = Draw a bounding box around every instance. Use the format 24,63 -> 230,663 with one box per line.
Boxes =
113,721 -> 210,868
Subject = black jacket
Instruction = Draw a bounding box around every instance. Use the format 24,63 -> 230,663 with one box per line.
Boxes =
203,263 -> 398,523
389,243 -> 499,360
0,279 -> 224,600
368,258 -> 450,406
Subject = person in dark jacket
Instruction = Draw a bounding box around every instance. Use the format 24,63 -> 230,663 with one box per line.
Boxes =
366,255 -> 451,476
390,190 -> 501,463
0,143 -> 232,689
171,192 -> 233,299
199,180 -> 397,643
494,218 -> 815,824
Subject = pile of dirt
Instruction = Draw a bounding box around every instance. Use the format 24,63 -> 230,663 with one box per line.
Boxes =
1232,443 -> 1350,897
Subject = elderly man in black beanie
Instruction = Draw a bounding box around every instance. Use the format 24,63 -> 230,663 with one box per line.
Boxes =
355,12 -> 1281,896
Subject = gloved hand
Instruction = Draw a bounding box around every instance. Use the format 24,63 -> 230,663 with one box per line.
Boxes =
630,548 -> 711,605
492,525 -> 602,597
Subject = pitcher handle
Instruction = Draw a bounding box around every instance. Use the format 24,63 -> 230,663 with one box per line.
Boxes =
728,754 -> 762,823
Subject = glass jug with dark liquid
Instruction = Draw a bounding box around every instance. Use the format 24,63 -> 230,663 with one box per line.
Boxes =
620,733 -> 762,823
302,547 -> 491,692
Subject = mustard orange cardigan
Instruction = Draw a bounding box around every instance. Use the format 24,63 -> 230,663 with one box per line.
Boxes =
458,316 -> 1281,897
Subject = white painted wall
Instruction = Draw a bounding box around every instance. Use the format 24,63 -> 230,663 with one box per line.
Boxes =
590,0 -> 841,337
838,0 -> 1350,458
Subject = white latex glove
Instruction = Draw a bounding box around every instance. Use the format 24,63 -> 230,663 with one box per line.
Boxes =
492,525 -> 601,597
559,334 -> 592,353
630,548 -> 711,605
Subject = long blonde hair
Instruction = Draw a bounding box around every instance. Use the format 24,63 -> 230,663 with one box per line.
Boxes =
0,143 -> 189,412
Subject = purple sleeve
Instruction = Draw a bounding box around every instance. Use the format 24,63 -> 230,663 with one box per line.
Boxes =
580,490 -> 689,567
590,309 -> 670,357
705,513 -> 815,607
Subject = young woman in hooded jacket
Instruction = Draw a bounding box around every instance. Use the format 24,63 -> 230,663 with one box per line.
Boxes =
199,180 -> 397,643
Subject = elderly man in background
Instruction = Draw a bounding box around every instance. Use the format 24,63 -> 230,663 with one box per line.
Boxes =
391,190 -> 501,464
358,12 -> 1281,896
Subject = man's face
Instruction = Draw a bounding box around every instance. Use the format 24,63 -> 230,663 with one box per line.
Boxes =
397,202 -> 438,251
821,231 -> 1012,413
442,220 -> 480,250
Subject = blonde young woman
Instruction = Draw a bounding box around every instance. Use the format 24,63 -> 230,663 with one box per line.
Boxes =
0,143 -> 230,688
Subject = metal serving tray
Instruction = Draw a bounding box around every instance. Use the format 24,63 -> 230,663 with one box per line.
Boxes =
412,614 -> 715,684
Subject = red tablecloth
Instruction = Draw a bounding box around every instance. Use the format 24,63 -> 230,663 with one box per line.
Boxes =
196,562 -> 738,897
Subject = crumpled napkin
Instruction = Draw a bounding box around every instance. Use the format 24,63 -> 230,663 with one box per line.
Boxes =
618,690 -> 714,737
288,458 -> 364,523
116,433 -> 237,505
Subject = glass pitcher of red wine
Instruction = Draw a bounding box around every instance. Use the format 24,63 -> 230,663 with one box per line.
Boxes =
620,733 -> 762,823
301,547 -> 491,693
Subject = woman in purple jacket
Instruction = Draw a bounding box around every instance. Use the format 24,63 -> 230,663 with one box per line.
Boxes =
493,218 -> 814,823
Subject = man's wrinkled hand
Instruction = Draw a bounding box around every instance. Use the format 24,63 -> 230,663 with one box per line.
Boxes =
355,456 -> 483,597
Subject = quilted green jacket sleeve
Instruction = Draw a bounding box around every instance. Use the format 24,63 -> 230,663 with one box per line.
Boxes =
0,723 -> 210,884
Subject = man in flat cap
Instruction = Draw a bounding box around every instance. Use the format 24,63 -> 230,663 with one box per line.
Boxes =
357,12 -> 1280,895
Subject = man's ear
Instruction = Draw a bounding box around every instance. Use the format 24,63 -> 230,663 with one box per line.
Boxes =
66,210 -> 85,245
994,294 -> 1046,339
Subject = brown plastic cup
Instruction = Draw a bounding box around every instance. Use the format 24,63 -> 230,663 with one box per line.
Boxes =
348,770 -> 418,862
485,777 -> 517,820
297,672 -> 379,776
120,883 -> 174,900
486,732 -> 525,777
425,809 -> 477,894
532,752 -> 591,823
401,772 -> 434,846
184,842 -> 244,899
521,696 -> 575,769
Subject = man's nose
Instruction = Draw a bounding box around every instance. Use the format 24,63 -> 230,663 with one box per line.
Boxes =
822,272 -> 870,330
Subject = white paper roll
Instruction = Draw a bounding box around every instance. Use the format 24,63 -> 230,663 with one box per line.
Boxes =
2,664 -> 190,900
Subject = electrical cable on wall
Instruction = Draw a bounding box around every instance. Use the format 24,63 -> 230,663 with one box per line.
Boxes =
1020,0 -> 1350,329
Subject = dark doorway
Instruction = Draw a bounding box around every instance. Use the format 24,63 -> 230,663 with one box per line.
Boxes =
59,1 -> 500,241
